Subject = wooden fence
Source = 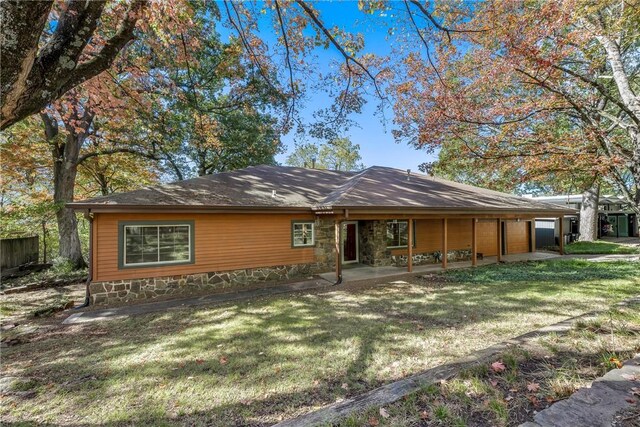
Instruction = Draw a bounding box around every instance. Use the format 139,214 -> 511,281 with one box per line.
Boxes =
1,236 -> 39,269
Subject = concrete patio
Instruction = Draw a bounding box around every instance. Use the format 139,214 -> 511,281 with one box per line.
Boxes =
319,251 -> 561,283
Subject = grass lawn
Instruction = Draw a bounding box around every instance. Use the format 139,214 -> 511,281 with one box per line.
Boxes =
341,302 -> 640,427
1,259 -> 639,426
564,240 -> 640,255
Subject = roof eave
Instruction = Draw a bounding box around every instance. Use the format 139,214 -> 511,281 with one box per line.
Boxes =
314,205 -> 576,216
67,203 -> 315,213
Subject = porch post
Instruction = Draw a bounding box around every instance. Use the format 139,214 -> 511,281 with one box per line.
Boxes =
335,220 -> 342,282
530,220 -> 536,252
471,218 -> 477,266
408,218 -> 413,273
496,218 -> 502,262
558,215 -> 564,255
442,218 -> 448,269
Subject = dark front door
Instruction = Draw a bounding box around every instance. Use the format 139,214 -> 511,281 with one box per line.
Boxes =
343,222 -> 358,263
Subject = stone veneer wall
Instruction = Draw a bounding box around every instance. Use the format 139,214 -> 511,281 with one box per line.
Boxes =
391,250 -> 472,267
89,262 -> 328,305
359,220 -> 393,266
314,218 -> 336,270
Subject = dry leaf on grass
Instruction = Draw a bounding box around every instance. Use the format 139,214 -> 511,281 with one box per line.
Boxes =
491,361 -> 506,373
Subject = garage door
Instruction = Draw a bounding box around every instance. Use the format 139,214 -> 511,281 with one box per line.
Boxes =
477,221 -> 498,256
506,221 -> 531,254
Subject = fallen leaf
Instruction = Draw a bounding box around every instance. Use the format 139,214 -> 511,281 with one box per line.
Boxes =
195,359 -> 204,364
505,395 -> 514,402
621,374 -> 638,381
368,416 -> 379,426
609,357 -> 623,369
625,398 -> 636,404
491,361 -> 506,373
527,382 -> 541,392
380,408 -> 390,419
341,383 -> 349,390
509,388 -> 519,392
219,356 -> 228,365
420,410 -> 430,420
490,379 -> 499,387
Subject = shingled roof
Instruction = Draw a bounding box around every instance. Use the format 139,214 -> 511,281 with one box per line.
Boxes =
69,165 -> 572,214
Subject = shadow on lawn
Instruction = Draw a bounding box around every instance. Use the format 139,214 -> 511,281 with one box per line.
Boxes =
1,261 -> 638,426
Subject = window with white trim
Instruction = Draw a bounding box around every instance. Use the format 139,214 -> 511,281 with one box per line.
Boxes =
123,224 -> 191,266
292,222 -> 315,247
386,220 -> 416,248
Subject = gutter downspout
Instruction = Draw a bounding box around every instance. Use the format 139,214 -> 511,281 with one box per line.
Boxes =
76,210 -> 93,308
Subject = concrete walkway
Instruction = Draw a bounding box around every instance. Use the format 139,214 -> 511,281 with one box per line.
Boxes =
63,277 -> 333,325
320,252 -> 560,283
521,355 -> 640,427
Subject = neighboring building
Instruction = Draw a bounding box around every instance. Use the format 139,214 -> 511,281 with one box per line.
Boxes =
70,165 -> 572,305
530,194 -> 639,244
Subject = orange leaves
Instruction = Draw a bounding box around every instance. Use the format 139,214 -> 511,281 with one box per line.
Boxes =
609,357 -> 623,369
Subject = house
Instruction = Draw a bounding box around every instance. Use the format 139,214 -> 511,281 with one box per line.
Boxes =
530,194 -> 639,244
69,165 -> 573,305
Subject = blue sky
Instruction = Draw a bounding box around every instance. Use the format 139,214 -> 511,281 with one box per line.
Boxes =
220,1 -> 438,172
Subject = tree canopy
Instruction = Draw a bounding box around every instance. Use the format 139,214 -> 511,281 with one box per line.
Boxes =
286,137 -> 365,171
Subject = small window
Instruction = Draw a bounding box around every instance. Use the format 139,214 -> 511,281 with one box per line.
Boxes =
292,222 -> 315,247
386,220 -> 416,248
121,223 -> 193,267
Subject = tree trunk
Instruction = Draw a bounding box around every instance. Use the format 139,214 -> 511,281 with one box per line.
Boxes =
578,182 -> 599,242
53,146 -> 86,269
42,111 -> 91,270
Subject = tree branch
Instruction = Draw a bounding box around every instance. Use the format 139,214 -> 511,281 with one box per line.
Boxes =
294,0 -> 385,99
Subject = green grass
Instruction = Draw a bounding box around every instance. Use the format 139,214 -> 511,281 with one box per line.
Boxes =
564,240 -> 640,255
341,302 -> 640,427
1,260 -> 639,426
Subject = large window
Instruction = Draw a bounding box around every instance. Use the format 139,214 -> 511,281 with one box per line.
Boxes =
292,221 -> 315,247
120,222 -> 193,267
386,220 -> 416,248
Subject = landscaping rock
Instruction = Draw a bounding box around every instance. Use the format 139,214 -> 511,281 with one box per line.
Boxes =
525,355 -> 640,427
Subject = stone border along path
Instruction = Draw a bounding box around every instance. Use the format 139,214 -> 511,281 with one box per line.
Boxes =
521,355 -> 640,427
274,297 -> 640,427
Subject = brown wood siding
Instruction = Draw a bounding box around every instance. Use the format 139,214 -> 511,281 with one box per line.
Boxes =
391,218 -> 474,256
447,219 -> 472,250
93,212 -> 316,282
506,221 -> 531,254
476,221 -> 498,256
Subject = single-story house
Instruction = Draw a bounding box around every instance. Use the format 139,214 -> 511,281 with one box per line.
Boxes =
70,165 -> 573,305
